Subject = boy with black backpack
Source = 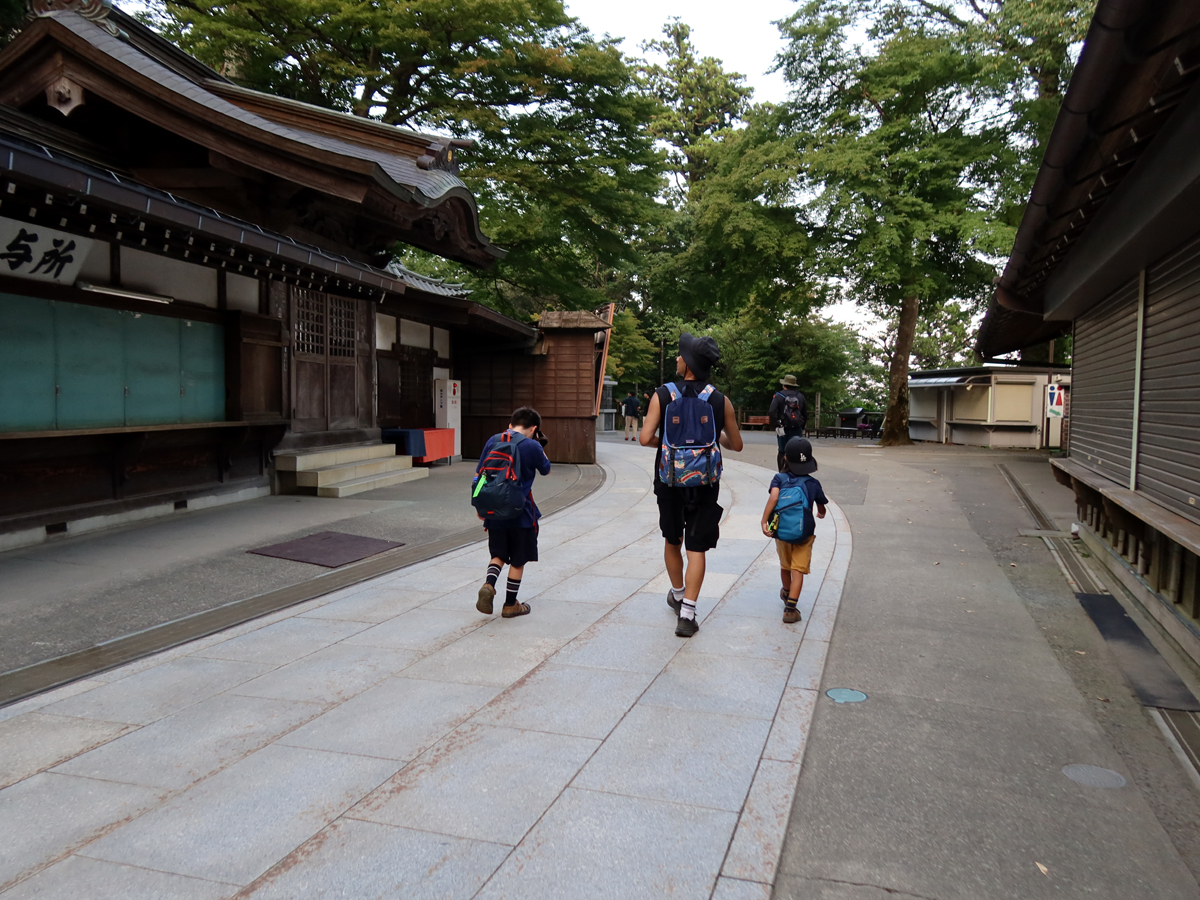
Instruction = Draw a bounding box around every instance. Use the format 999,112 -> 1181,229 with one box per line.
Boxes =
471,407 -> 552,619
761,437 -> 828,624
639,333 -> 744,638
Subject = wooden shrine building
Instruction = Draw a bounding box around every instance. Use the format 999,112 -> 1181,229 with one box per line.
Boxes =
0,3 -> 597,543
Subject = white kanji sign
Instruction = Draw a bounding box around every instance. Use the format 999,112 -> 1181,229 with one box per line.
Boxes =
0,215 -> 95,285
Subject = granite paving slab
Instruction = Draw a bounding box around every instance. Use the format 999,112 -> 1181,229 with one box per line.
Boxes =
192,617 -> 369,666
351,723 -> 599,844
228,644 -> 420,706
297,586 -> 443,623
82,744 -> 398,886
640,651 -> 790,720
0,773 -> 165,891
2,855 -> 236,900
0,712 -> 133,790
278,676 -> 500,761
474,787 -> 737,900
239,819 -> 510,900
53,693 -> 323,790
40,657 -> 271,726
341,606 -> 485,653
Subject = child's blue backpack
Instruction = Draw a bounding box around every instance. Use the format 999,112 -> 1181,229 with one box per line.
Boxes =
775,474 -> 813,543
471,431 -> 527,521
657,382 -> 723,487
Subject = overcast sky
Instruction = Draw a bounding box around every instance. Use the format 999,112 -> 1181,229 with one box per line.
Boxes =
565,0 -> 796,105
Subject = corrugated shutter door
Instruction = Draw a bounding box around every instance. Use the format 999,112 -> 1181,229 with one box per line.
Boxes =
1140,235 -> 1200,526
1070,276 -> 1139,486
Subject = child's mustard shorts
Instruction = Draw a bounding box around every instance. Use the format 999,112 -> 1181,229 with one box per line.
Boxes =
776,536 -> 815,574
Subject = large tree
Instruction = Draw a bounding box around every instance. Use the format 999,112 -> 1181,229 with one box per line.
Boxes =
635,23 -> 820,320
144,0 -> 664,316
775,0 -> 1090,444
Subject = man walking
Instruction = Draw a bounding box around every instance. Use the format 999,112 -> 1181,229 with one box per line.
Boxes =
621,389 -> 641,441
640,334 -> 743,637
770,374 -> 808,470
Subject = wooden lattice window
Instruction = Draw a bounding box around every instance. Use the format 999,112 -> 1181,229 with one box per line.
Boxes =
329,296 -> 357,358
294,290 -> 325,356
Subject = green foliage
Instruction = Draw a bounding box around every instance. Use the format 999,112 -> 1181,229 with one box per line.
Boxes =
0,0 -> 29,46
911,300 -> 980,370
639,20 -> 752,203
605,308 -> 657,390
773,0 -> 1091,439
636,27 -> 820,320
145,0 -> 664,316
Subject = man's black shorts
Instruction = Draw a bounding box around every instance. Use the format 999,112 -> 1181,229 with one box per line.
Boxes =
656,483 -> 722,552
487,524 -> 539,567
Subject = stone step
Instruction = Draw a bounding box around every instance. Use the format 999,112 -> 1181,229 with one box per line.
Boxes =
275,443 -> 397,472
316,467 -> 429,498
294,456 -> 413,488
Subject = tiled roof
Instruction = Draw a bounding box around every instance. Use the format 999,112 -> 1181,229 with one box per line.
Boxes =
48,11 -> 475,212
385,263 -> 471,298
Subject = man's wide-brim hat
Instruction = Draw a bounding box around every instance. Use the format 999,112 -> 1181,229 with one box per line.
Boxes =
679,332 -> 720,382
779,374 -> 799,388
784,436 -> 818,475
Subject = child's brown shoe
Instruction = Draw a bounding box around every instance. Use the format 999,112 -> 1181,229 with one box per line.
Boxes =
477,583 -> 495,615
783,605 -> 802,624
502,602 -> 531,618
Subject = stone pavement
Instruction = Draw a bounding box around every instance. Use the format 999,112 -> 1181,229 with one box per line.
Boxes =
0,441 -> 850,899
0,461 -> 585,672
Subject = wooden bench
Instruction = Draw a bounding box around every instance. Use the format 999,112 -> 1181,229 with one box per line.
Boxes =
742,416 -> 771,431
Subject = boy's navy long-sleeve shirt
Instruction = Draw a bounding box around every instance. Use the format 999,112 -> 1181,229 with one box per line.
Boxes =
476,431 -> 552,528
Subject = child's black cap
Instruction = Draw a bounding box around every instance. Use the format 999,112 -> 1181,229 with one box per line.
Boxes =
784,437 -> 818,475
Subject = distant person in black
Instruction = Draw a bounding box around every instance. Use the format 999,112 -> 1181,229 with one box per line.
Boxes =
621,390 -> 640,441
640,333 -> 744,637
770,374 -> 808,471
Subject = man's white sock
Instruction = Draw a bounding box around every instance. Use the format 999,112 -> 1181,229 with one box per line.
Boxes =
671,586 -> 686,600
680,600 -> 697,621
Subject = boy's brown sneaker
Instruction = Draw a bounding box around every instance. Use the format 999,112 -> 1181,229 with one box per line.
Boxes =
783,605 -> 802,624
476,583 -> 495,615
502,602 -> 531,618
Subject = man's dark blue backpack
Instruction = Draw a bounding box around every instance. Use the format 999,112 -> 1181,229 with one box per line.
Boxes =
471,431 -> 527,521
657,382 -> 722,487
774,473 -> 813,543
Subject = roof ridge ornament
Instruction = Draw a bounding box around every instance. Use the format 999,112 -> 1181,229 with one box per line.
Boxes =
29,0 -> 122,37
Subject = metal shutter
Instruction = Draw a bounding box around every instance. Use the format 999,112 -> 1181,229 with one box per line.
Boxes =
1140,235 -> 1200,526
1070,276 -> 1139,486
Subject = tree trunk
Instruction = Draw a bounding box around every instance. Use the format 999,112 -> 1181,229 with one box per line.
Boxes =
880,293 -> 919,446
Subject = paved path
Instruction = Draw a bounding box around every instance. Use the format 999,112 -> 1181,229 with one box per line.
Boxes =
0,442 -> 850,899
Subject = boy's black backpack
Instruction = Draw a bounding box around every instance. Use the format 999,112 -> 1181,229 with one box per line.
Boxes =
776,391 -> 805,430
471,431 -> 527,521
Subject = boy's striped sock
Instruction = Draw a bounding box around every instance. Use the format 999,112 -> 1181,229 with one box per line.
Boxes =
671,586 -> 685,601
504,577 -> 522,606
680,600 -> 697,621
485,564 -> 501,588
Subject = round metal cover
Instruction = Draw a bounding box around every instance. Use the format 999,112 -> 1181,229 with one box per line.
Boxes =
1061,764 -> 1126,788
826,688 -> 868,703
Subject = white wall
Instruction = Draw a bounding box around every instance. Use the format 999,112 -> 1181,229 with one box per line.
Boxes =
377,313 -> 397,350
226,273 -> 260,313
400,318 -> 430,348
121,247 -> 218,307
77,240 -> 110,284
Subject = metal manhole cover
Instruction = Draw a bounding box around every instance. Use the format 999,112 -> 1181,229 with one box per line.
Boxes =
826,688 -> 868,703
1062,764 -> 1126,788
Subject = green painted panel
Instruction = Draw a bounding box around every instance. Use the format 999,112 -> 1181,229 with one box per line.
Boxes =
55,301 -> 125,429
124,312 -> 181,425
0,293 -> 56,430
180,320 -> 225,422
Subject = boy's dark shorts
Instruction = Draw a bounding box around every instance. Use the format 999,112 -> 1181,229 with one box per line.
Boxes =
656,483 -> 722,553
487,524 -> 539,568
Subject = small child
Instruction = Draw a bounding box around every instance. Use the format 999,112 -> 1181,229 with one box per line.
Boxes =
474,407 -> 552,618
760,437 -> 828,624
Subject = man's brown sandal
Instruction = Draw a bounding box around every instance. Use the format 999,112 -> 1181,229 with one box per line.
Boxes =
502,602 -> 531,618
